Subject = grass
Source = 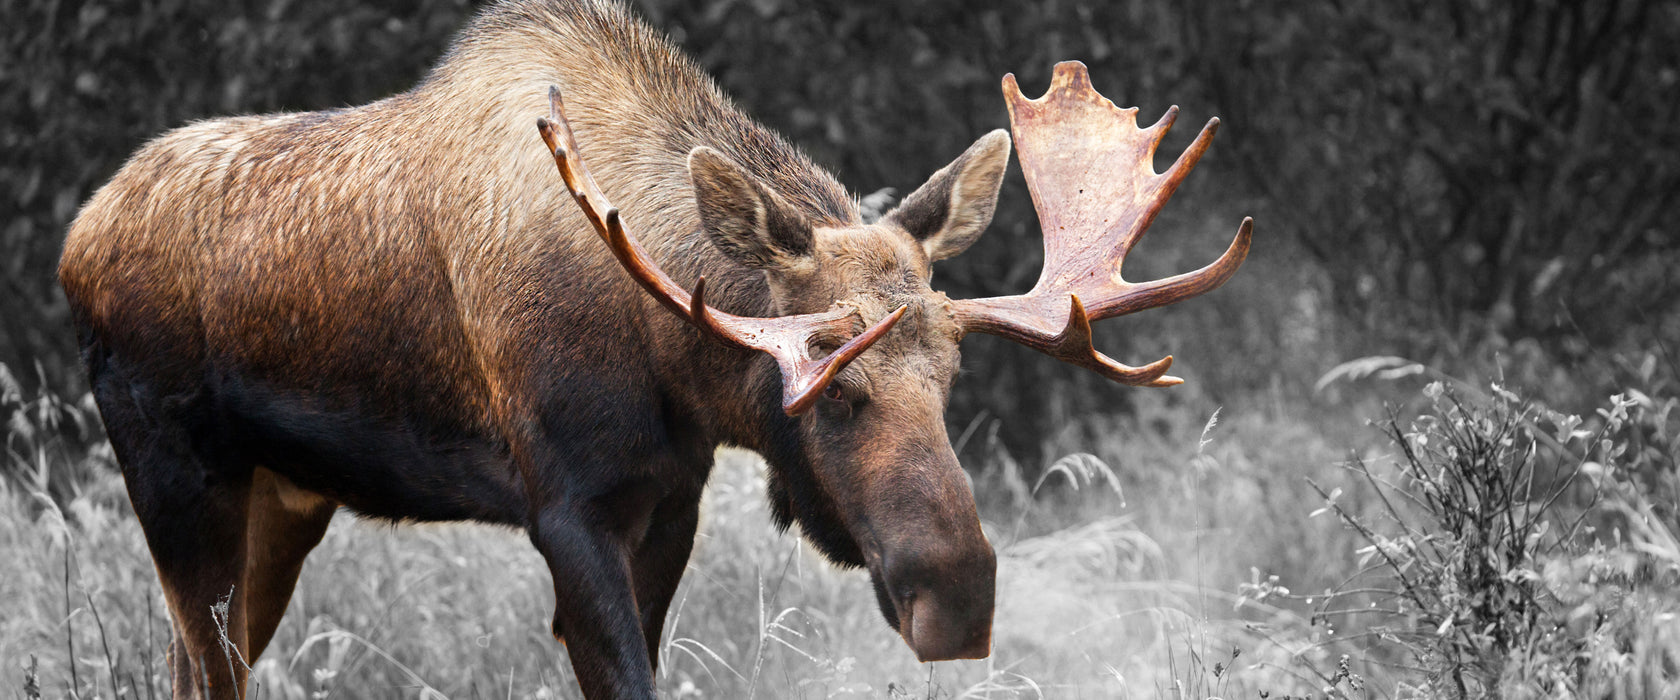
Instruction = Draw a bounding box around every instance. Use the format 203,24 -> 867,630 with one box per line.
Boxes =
3,356 -> 1678,698
0,450 -> 1323,698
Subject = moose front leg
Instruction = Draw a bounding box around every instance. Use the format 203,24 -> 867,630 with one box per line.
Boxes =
631,489 -> 703,670
530,504 -> 658,699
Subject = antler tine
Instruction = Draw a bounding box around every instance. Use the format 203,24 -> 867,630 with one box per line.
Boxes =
1105,216 -> 1252,318
1138,105 -> 1178,176
1126,117 -> 1220,259
1060,295 -> 1176,386
692,271 -> 907,414
537,85 -> 906,415
1115,113 -> 1222,264
782,305 -> 909,415
1148,104 -> 1179,134
537,86 -> 613,242
1163,117 -> 1220,191
953,61 -> 1251,389
688,276 -> 716,335
599,206 -> 720,329
542,110 -> 715,327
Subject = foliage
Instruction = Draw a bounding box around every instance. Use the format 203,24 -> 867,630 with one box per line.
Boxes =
1260,376 -> 1680,698
0,362 -> 108,507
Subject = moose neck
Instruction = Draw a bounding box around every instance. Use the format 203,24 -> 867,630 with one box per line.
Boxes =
427,0 -> 858,281
407,1 -> 864,507
430,4 -> 866,443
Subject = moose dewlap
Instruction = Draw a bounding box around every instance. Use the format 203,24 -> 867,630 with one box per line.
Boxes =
57,1 -> 1249,698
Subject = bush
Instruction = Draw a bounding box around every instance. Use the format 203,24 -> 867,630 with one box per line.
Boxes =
1278,377 -> 1680,697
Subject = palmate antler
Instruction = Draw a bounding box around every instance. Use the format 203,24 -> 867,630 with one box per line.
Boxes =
952,61 -> 1252,386
536,87 -> 906,415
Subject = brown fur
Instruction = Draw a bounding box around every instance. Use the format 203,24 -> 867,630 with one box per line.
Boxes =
60,1 -> 1011,698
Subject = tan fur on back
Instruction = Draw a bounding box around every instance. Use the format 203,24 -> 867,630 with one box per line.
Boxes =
59,0 -> 859,432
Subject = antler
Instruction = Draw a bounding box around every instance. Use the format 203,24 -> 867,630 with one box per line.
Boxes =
536,86 -> 905,415
952,61 -> 1252,387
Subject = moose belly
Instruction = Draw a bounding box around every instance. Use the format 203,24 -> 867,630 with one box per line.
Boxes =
216,373 -> 527,526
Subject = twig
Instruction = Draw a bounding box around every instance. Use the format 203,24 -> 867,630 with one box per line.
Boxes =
63,546 -> 80,696
1306,478 -> 1433,616
85,590 -> 122,699
211,588 -> 248,700
292,626 -> 447,698
145,591 -> 157,700
745,542 -> 798,700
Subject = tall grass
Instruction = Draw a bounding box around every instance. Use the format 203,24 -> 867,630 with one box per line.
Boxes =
4,356 -> 1677,698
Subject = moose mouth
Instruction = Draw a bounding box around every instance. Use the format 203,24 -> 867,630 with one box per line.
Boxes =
868,552 -> 995,662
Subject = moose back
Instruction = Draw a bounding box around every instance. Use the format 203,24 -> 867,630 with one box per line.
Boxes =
58,0 -> 1249,698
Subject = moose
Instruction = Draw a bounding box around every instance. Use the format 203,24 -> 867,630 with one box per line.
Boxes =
58,0 -> 1249,697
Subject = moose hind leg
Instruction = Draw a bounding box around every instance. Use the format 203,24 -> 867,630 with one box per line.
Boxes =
93,376 -> 254,699
242,468 -> 336,662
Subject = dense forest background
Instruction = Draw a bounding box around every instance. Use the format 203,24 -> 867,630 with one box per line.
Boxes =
4,0 -> 1678,451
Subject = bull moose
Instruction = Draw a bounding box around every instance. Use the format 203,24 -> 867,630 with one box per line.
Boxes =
58,0 -> 1250,697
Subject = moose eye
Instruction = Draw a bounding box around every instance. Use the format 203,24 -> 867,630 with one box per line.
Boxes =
817,382 -> 855,420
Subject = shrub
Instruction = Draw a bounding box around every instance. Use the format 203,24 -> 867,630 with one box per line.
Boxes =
1286,378 -> 1679,697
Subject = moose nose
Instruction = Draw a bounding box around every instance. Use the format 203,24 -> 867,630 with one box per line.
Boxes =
886,543 -> 997,662
907,589 -> 993,661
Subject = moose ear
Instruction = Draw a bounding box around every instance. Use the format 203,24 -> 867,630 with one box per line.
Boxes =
689,146 -> 813,270
886,129 -> 1011,261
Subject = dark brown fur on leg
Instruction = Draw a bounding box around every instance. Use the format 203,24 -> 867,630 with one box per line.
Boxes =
531,507 -> 653,700
88,353 -> 254,700
630,490 -> 702,671
242,469 -> 336,661
139,475 -> 253,700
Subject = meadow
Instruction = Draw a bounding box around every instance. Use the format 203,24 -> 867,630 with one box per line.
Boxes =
3,351 -> 1676,698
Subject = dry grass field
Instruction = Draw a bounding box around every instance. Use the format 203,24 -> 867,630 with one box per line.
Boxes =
4,356 -> 1676,698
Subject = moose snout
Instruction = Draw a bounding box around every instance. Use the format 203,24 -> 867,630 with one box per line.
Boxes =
879,538 -> 997,662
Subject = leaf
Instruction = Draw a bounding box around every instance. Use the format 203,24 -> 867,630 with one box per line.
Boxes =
1550,412 -> 1583,444
0,364 -> 20,405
